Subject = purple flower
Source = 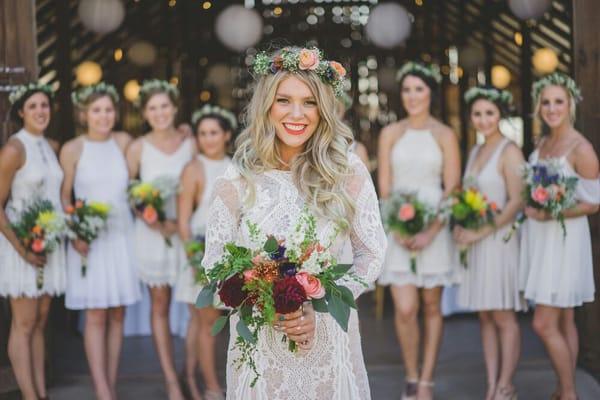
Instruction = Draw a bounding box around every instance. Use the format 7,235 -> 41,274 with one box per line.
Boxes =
270,245 -> 287,261
279,262 -> 298,277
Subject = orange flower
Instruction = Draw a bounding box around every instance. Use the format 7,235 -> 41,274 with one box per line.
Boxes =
330,61 -> 346,78
298,49 -> 320,70
31,238 -> 45,253
31,225 -> 43,235
142,205 -> 158,224
65,205 -> 75,214
490,202 -> 498,212
75,200 -> 84,209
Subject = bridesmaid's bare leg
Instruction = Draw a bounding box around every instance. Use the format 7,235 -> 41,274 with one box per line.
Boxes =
492,310 -> 520,395
8,297 -> 39,400
32,295 -> 51,399
197,306 -> 222,392
479,311 -> 499,400
85,309 -> 112,399
184,305 -> 203,400
390,285 -> 420,382
419,287 -> 443,400
107,306 -> 125,399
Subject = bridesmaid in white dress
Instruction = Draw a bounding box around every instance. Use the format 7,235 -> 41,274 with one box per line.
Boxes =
125,80 -> 196,400
454,87 -> 526,400
175,105 -> 233,400
519,73 -> 600,400
0,83 -> 65,400
202,47 -> 386,399
378,61 -> 461,400
60,83 -> 141,399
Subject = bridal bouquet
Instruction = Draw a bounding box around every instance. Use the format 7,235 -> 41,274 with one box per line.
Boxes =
196,210 -> 364,386
128,177 -> 179,246
503,160 -> 578,242
65,199 -> 111,277
185,235 -> 207,285
445,187 -> 499,267
11,199 -> 67,289
381,192 -> 435,273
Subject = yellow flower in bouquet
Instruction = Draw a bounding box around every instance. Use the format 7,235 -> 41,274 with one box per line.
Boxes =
36,210 -> 59,229
464,189 -> 486,212
88,201 -> 111,215
130,182 -> 154,199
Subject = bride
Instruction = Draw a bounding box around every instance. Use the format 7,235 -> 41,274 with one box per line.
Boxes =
201,47 -> 387,399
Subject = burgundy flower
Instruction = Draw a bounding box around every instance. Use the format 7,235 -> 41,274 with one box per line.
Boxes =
218,274 -> 247,308
273,276 -> 307,314
278,262 -> 298,277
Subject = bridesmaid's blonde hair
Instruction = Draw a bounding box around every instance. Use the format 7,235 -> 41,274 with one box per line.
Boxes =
234,70 -> 355,227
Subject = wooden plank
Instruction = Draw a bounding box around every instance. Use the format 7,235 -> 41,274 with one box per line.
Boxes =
572,0 -> 600,381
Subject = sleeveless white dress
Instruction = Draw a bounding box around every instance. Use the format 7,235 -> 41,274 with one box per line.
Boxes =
174,154 -> 232,304
519,149 -> 600,307
134,138 -> 193,287
65,138 -> 141,309
0,129 -> 66,298
202,154 -> 387,400
457,139 -> 526,311
378,128 -> 458,288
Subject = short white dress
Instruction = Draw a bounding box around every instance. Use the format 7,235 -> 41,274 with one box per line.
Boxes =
0,129 -> 66,298
378,128 -> 458,288
134,138 -> 193,287
457,139 -> 526,311
65,138 -> 141,309
174,154 -> 232,304
519,149 -> 600,307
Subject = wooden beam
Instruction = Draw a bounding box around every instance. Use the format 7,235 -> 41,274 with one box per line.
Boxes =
54,0 -> 74,143
520,22 -> 533,156
572,0 -> 600,382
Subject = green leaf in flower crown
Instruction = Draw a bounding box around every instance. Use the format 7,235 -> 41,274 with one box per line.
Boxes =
263,236 -> 279,254
211,315 -> 229,336
326,292 -> 350,332
237,318 -> 256,344
195,283 -> 216,308
338,285 -> 357,309
312,297 -> 328,313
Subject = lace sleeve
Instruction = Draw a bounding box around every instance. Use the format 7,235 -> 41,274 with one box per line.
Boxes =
201,170 -> 243,271
342,155 -> 387,298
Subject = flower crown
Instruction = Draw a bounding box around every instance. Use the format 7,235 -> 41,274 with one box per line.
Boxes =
464,86 -> 513,108
9,82 -> 54,105
191,104 -> 238,130
532,72 -> 582,103
71,82 -> 119,107
251,47 -> 348,97
396,61 -> 442,85
139,79 -> 180,102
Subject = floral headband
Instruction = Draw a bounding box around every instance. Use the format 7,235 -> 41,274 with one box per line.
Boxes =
139,79 -> 180,102
9,82 -> 54,105
71,82 -> 119,107
192,104 -> 238,130
464,86 -> 513,109
396,61 -> 442,85
252,47 -> 348,97
532,72 -> 582,103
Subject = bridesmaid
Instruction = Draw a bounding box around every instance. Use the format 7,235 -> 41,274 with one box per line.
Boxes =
175,105 -> 234,400
337,92 -> 369,167
454,86 -> 526,400
0,83 -> 66,400
60,83 -> 141,400
126,79 -> 196,400
378,61 -> 461,400
520,73 -> 600,400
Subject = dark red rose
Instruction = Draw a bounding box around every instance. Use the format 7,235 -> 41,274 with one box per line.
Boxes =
218,274 -> 247,308
273,276 -> 307,314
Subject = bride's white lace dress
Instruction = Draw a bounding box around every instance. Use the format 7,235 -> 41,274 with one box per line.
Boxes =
202,153 -> 387,400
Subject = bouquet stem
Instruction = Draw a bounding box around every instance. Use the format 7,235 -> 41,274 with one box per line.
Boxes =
503,213 -> 526,243
288,338 -> 297,352
459,246 -> 468,268
81,255 -> 87,277
164,236 -> 173,247
36,268 -> 44,290
409,251 -> 417,274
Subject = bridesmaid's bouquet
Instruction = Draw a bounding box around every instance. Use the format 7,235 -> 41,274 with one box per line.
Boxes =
196,209 -> 364,386
184,235 -> 207,285
11,199 -> 67,289
446,187 -> 499,267
65,199 -> 111,277
381,192 -> 435,273
128,177 -> 179,246
503,160 -> 578,242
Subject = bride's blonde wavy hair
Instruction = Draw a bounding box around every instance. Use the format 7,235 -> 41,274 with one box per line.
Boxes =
234,69 -> 355,228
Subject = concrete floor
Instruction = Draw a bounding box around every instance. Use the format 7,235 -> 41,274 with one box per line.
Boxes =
33,296 -> 600,399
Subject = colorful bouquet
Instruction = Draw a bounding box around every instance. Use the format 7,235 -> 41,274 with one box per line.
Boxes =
10,199 -> 67,289
381,192 -> 435,273
128,177 -> 179,246
65,199 -> 111,277
196,210 -> 364,386
446,187 -> 499,267
185,235 -> 207,286
503,160 -> 578,242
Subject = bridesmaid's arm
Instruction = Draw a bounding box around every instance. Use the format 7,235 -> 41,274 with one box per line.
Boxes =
354,141 -> 370,170
564,140 -> 600,218
377,125 -> 396,200
177,159 -> 204,244
125,137 -> 143,179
